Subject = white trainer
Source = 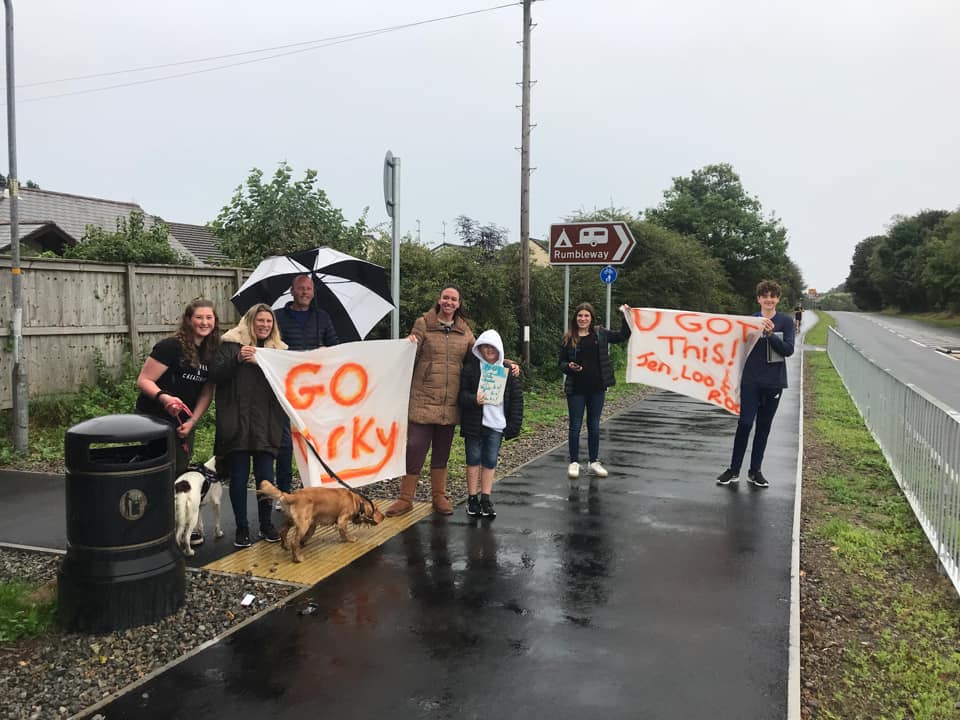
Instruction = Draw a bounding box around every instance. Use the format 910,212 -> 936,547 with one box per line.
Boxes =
588,461 -> 608,478
567,462 -> 581,479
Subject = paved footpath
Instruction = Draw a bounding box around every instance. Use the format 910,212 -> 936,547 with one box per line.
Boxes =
77,343 -> 802,720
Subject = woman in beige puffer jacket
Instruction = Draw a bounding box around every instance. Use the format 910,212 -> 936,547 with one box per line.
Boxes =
386,285 -> 474,517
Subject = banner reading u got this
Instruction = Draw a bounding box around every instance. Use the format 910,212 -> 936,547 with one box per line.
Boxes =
621,307 -> 766,415
256,340 -> 416,487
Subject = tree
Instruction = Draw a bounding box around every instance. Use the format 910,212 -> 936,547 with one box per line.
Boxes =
454,216 -> 508,255
0,174 -> 40,189
921,210 -> 960,312
867,210 -> 948,311
62,210 -> 192,265
211,161 -> 368,267
845,235 -> 884,311
645,163 -> 795,310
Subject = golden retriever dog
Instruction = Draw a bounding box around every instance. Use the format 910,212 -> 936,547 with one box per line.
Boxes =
257,481 -> 385,563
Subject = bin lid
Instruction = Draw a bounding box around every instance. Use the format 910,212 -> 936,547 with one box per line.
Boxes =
65,414 -> 176,472
66,414 -> 173,443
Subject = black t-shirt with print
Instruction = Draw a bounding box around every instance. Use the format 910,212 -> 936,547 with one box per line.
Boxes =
570,333 -> 604,395
135,337 -> 209,417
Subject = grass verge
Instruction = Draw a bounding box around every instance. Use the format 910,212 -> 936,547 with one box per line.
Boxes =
801,313 -> 960,720
0,580 -> 57,643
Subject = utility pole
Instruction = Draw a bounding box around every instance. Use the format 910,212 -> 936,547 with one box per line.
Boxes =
416,218 -> 421,244
519,0 -> 533,365
441,220 -> 446,244
4,0 -> 26,452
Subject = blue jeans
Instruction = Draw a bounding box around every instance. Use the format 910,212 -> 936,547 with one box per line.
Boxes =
464,428 -> 504,469
567,391 -> 605,463
730,385 -> 782,473
227,450 -> 275,531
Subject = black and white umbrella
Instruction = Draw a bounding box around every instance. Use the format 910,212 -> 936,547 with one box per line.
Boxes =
231,248 -> 394,342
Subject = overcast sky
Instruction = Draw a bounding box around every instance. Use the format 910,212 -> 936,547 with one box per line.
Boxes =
8,0 -> 959,292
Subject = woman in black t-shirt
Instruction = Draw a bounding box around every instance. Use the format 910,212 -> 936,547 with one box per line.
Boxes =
136,298 -> 220,474
558,302 -> 631,480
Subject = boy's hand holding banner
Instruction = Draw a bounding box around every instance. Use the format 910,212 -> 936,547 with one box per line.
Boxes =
621,307 -> 766,415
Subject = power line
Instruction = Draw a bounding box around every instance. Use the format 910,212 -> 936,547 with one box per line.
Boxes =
17,2 -> 521,103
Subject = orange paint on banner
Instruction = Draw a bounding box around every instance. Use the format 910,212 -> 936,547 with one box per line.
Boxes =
294,418 -> 400,483
285,363 -> 325,409
327,426 -> 346,459
630,308 -> 662,332
293,429 -> 323,464
315,421 -> 399,483
329,363 -> 368,406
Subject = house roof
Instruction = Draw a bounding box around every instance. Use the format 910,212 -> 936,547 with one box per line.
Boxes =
0,188 -> 150,242
165,221 -> 226,266
0,187 -> 227,265
430,241 -> 471,253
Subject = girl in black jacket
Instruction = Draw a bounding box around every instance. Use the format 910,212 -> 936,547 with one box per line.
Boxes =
459,329 -> 523,518
558,302 -> 630,479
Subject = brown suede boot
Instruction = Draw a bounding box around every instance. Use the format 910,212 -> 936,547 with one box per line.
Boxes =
430,468 -> 453,515
386,474 -> 418,517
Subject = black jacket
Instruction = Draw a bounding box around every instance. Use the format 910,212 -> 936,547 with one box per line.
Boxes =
458,359 -> 523,440
209,326 -> 287,457
275,303 -> 338,351
558,320 -> 631,396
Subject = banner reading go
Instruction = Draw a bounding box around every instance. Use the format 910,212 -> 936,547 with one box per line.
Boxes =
256,340 -> 416,487
622,307 -> 766,415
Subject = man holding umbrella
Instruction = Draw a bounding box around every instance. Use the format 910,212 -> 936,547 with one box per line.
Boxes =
231,247 -> 394,490
274,274 -> 338,493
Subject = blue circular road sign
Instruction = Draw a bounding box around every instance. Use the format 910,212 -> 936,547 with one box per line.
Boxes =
600,265 -> 617,285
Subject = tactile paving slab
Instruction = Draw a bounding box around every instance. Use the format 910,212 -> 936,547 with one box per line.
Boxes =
202,499 -> 433,585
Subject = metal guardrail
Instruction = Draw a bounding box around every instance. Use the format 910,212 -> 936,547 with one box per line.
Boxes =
827,327 -> 960,596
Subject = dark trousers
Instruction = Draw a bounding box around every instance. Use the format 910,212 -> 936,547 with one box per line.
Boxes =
227,450 -> 274,532
276,418 -> 293,492
730,385 -> 782,473
567,391 -> 605,463
406,422 -> 456,474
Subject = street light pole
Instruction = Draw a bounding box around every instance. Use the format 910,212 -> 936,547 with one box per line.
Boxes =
4,0 -> 26,452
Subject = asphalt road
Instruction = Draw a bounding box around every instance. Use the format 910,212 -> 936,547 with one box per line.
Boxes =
831,311 -> 960,411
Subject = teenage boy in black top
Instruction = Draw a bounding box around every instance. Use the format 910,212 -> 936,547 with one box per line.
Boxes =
716,280 -> 795,489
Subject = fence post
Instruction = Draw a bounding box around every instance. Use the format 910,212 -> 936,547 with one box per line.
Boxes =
124,264 -> 139,353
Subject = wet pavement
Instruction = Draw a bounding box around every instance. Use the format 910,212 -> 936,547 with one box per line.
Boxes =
85,371 -> 798,718
1,349 -> 801,720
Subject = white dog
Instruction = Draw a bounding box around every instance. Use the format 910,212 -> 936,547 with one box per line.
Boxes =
174,456 -> 224,556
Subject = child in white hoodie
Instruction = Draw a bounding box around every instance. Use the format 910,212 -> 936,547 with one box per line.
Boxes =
458,329 -> 524,518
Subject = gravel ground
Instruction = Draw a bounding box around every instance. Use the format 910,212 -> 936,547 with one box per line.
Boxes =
0,389 -> 650,720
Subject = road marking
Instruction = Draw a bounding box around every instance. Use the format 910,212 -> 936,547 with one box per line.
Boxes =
910,339 -> 927,347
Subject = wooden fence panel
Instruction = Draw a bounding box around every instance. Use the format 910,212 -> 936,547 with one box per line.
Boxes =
0,257 -> 249,409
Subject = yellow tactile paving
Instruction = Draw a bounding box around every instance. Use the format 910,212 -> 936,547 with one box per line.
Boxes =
203,499 -> 434,585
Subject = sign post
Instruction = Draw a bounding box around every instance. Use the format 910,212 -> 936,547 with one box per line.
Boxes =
599,265 -> 617,329
550,222 -> 636,331
383,151 -> 400,339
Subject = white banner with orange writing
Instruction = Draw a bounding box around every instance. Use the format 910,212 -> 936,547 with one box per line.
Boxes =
256,339 -> 416,487
622,307 -> 766,415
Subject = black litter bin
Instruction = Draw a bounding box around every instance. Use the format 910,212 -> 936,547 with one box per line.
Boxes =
58,414 -> 185,632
